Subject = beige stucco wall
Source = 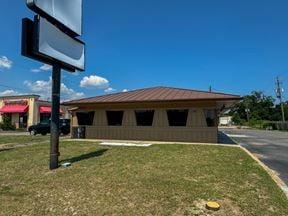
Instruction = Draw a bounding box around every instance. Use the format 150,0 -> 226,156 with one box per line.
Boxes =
27,97 -> 38,127
85,126 -> 217,143
71,101 -> 219,143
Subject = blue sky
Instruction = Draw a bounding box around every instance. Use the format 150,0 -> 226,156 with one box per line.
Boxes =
1,0 -> 288,101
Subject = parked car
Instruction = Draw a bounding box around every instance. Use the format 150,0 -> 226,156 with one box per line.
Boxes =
28,119 -> 70,136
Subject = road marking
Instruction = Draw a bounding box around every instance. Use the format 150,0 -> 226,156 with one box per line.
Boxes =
225,134 -> 253,138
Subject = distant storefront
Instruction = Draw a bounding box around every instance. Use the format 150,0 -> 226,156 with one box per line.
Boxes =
219,115 -> 233,126
0,95 -> 66,129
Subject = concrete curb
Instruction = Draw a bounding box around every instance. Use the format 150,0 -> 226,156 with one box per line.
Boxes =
222,132 -> 288,199
239,145 -> 288,199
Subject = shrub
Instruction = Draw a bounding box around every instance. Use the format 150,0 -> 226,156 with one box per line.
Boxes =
262,122 -> 277,130
0,122 -> 16,130
0,115 -> 16,131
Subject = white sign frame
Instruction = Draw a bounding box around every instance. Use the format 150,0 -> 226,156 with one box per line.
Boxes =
34,16 -> 85,71
27,0 -> 82,36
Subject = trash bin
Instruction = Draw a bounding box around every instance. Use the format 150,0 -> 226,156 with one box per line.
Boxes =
72,126 -> 86,138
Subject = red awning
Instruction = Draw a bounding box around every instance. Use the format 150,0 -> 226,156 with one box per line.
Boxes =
39,106 -> 63,114
0,105 -> 28,113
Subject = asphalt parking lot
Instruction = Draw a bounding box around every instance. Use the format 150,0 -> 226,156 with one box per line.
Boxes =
220,128 -> 288,185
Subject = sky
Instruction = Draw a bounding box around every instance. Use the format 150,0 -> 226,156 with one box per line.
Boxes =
1,0 -> 288,102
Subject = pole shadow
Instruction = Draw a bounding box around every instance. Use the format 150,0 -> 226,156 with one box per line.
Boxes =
218,131 -> 237,145
0,148 -> 13,153
60,149 -> 108,164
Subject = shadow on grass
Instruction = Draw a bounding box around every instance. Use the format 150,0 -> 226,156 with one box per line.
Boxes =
60,149 -> 108,164
0,148 -> 13,153
218,132 -> 237,145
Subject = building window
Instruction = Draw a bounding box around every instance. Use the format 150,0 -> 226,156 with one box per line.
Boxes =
40,113 -> 51,123
76,112 -> 95,126
106,111 -> 124,126
19,113 -> 28,128
135,110 -> 154,126
167,109 -> 188,126
205,109 -> 216,127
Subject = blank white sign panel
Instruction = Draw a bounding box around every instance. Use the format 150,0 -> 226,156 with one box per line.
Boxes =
38,17 -> 85,71
27,0 -> 82,36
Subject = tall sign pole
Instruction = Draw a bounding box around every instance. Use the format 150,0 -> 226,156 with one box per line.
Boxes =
50,65 -> 61,169
22,0 -> 85,170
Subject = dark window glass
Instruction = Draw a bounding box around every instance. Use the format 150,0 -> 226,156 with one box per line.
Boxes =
19,113 -> 28,128
40,113 -> 51,123
106,111 -> 124,126
167,109 -> 188,126
205,109 -> 216,127
135,110 -> 154,126
76,112 -> 95,126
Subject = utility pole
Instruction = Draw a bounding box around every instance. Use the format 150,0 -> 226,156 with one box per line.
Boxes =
209,85 -> 212,92
276,77 -> 286,122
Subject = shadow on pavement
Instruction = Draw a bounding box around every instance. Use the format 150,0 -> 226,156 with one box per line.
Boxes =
218,132 -> 237,145
60,149 -> 108,164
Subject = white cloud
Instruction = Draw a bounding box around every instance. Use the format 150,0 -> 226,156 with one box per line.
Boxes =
0,56 -> 12,69
80,75 -> 109,89
24,78 -> 51,93
31,64 -> 52,73
104,87 -> 116,93
40,64 -> 52,71
0,89 -> 19,96
24,77 -> 85,101
61,83 -> 85,100
31,68 -> 41,73
122,89 -> 129,92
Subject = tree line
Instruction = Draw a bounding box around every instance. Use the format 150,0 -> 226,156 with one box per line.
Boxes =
229,91 -> 288,126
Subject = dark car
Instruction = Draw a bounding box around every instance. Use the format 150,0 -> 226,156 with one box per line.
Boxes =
28,119 -> 70,136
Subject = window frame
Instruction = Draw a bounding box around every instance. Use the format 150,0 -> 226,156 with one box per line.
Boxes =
76,111 -> 95,126
166,109 -> 189,127
204,109 -> 217,127
134,110 -> 155,126
106,110 -> 124,126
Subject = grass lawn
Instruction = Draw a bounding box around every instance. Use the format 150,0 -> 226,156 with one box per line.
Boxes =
0,135 -> 49,145
0,139 -> 288,215
0,135 -> 68,150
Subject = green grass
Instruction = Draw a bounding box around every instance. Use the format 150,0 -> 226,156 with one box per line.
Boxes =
0,140 -> 288,215
0,135 -> 49,145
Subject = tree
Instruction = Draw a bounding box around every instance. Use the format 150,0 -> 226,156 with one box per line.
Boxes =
230,91 -> 276,124
270,102 -> 288,121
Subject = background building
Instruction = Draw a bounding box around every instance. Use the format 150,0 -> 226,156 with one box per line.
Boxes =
0,95 -> 67,129
219,115 -> 233,126
64,87 -> 241,143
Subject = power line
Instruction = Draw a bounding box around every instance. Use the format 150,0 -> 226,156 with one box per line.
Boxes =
0,83 -> 31,92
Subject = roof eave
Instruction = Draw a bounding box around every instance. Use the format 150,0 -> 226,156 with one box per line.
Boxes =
63,97 -> 242,106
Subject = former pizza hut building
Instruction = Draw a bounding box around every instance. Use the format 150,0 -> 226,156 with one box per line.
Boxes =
64,87 -> 241,143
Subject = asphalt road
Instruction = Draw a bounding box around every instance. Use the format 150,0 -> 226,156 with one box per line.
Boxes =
220,128 -> 288,185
